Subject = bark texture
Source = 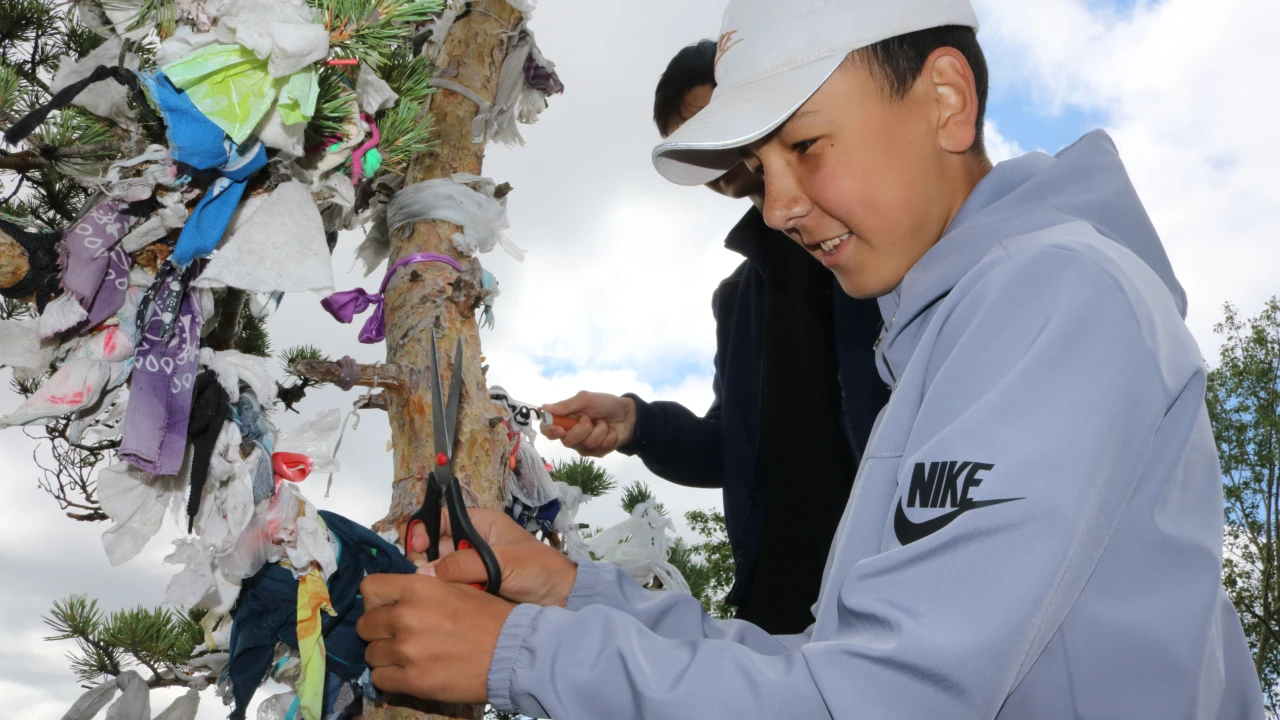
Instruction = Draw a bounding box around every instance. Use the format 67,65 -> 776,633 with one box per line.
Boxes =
0,228 -> 30,290
363,3 -> 525,719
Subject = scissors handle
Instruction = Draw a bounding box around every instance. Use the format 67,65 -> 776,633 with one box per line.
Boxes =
443,476 -> 502,595
405,474 -> 501,595
406,474 -> 444,562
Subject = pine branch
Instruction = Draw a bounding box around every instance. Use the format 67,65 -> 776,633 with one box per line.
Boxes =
378,44 -> 435,107
306,67 -> 357,147
0,141 -> 129,171
319,0 -> 445,67
549,458 -> 617,498
620,480 -> 667,516
235,302 -> 272,358
376,98 -> 436,171
43,595 -> 125,681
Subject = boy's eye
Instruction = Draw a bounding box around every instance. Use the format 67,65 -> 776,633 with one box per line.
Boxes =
791,138 -> 818,154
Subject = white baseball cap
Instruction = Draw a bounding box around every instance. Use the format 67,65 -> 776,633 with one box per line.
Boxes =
653,0 -> 980,186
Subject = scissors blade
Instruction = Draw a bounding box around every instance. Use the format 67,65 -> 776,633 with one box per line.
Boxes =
444,337 -> 464,452
430,334 -> 450,456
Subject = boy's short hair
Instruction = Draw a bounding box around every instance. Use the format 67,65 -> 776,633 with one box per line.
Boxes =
852,25 -> 989,155
653,40 -> 718,136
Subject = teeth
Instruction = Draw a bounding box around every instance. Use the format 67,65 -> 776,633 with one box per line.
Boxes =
819,233 -> 850,253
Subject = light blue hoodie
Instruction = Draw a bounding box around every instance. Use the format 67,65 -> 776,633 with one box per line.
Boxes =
485,131 -> 1264,719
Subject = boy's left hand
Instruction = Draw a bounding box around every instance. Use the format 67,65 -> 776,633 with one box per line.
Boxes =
357,573 -> 517,704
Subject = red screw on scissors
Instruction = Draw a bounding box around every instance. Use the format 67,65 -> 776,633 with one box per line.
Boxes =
404,336 -> 502,594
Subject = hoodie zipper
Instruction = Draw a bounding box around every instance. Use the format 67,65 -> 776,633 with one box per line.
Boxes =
875,307 -> 899,387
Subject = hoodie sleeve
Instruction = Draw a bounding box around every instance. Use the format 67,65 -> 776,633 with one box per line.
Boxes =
562,560 -> 805,650
616,392 -> 723,489
487,240 -> 1177,720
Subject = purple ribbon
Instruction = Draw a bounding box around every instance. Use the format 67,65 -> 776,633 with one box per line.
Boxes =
321,252 -> 462,344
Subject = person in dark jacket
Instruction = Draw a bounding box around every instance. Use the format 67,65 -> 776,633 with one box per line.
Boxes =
540,40 -> 889,635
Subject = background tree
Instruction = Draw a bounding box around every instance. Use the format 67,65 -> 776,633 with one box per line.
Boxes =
1209,296 -> 1280,714
2,0 -> 552,716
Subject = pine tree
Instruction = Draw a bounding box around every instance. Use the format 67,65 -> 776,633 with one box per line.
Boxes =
0,0 -> 565,716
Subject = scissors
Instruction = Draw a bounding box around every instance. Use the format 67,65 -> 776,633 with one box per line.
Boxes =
405,335 -> 502,595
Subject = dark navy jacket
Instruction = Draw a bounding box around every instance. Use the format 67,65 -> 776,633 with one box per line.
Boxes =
620,208 -> 888,634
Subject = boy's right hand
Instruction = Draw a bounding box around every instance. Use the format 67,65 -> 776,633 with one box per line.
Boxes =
408,507 -> 579,608
540,391 -> 637,458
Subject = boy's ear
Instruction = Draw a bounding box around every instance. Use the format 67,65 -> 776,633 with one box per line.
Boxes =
926,48 -> 981,155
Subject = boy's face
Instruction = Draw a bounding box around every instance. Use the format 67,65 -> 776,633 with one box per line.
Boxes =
666,84 -> 764,204
744,52 -> 986,299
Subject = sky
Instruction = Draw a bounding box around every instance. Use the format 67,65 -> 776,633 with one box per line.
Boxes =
3,0 -> 1278,717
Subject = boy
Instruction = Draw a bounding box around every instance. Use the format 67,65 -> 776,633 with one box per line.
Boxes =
540,40 -> 889,635
358,1 -> 1263,716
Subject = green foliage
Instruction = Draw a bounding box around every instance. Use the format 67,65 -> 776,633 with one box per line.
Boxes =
306,67 -> 358,147
0,296 -> 35,320
549,457 -> 617,498
23,170 -> 92,224
235,304 -> 272,358
376,97 -> 435,171
44,595 -> 122,681
1209,297 -> 1280,711
44,594 -> 208,685
0,63 -> 21,116
379,45 -> 434,107
318,0 -> 444,67
620,480 -> 666,516
280,344 -> 330,380
684,509 -> 735,619
0,0 -> 60,70
276,345 -> 329,412
60,13 -> 107,59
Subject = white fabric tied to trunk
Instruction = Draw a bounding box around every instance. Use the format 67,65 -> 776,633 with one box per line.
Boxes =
386,173 -> 525,261
426,25 -> 554,147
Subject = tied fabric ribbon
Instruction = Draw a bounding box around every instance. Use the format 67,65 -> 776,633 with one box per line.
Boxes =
320,252 -> 462,344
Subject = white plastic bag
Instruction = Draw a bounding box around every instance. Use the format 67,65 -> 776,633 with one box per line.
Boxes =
509,440 -> 557,509
583,502 -> 690,594
98,462 -> 186,566
551,481 -> 591,562
275,408 -> 343,474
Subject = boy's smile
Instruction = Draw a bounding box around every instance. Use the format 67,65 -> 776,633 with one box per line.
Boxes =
743,50 -> 991,299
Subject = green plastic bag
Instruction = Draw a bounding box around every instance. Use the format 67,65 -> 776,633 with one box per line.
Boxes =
164,44 -> 318,144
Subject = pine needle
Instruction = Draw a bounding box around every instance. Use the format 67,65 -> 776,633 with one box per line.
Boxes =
550,458 -> 618,498
376,98 -> 436,171
319,0 -> 445,68
620,480 -> 667,516
306,67 -> 357,147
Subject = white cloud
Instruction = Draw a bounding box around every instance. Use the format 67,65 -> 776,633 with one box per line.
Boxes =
975,0 -> 1280,359
984,120 -> 1026,164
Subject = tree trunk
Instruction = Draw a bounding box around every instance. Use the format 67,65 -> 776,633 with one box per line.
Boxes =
0,227 -> 31,291
363,3 -> 524,719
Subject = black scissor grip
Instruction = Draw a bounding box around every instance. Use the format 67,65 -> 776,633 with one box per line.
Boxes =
443,476 -> 502,595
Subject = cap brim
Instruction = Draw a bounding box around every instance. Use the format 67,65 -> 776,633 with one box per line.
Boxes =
653,52 -> 847,186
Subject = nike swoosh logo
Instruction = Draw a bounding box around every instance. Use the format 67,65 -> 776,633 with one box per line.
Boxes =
894,497 -> 1023,546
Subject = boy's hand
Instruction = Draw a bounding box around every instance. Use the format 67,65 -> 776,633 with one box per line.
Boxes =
540,391 -> 637,457
358,573 -> 513,704
407,507 -> 579,608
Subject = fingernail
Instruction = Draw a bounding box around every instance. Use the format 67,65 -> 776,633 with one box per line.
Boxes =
418,564 -> 436,577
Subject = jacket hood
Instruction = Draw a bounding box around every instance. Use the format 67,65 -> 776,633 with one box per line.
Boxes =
876,130 -> 1185,383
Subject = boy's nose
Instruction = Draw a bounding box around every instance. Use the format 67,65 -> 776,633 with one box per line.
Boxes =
763,170 -> 811,239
